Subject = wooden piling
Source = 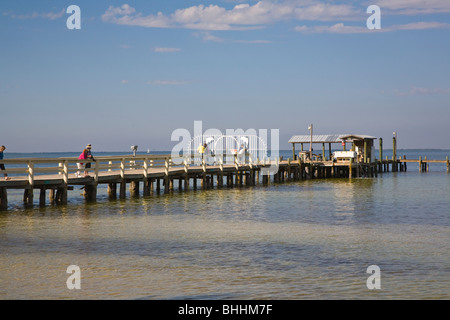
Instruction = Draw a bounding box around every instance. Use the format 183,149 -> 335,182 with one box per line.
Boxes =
143,179 -> 150,196
3,152 -> 450,211
108,183 -> 117,198
48,188 -> 55,204
349,158 -> 353,179
156,179 -> 161,193
0,187 -> 7,210
120,181 -> 126,199
379,138 -> 383,165
55,188 -> 62,203
84,184 -> 97,202
130,180 -> 139,197
23,188 -> 33,207
59,187 -> 68,204
392,136 -> 397,172
39,187 -> 46,206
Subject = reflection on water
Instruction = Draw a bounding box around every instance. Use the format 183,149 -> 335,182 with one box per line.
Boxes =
1,172 -> 449,299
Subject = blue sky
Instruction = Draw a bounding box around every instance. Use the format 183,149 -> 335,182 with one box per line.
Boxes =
1,0 -> 450,152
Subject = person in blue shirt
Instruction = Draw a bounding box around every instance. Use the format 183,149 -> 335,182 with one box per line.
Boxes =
0,145 -> 11,180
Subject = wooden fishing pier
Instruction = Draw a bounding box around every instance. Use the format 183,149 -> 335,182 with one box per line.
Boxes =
1,151 -> 448,210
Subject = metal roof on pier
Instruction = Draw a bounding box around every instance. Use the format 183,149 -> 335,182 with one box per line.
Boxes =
288,134 -> 345,144
288,134 -> 377,144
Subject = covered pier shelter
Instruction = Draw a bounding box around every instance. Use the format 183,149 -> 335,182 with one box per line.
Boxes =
288,134 -> 346,161
339,134 -> 377,163
289,134 -> 377,163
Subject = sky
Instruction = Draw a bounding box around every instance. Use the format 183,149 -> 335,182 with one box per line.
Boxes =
1,0 -> 450,152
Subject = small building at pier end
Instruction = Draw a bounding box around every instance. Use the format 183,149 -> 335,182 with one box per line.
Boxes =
288,134 -> 377,164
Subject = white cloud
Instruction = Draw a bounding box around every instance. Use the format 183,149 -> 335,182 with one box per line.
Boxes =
293,3 -> 359,21
102,4 -> 171,28
101,1 -> 360,31
102,2 -> 450,34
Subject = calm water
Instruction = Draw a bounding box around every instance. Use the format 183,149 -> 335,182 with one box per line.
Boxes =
1,150 -> 449,299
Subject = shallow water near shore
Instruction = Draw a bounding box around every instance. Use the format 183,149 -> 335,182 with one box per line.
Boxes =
1,150 -> 449,299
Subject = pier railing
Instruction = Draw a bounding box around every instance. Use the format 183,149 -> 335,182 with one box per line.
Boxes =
1,153 -> 448,184
0,153 -> 279,183
1,153 -> 448,210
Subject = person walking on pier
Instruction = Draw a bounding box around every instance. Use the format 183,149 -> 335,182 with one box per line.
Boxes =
84,144 -> 95,177
198,143 -> 207,163
0,145 -> 11,180
76,148 -> 89,178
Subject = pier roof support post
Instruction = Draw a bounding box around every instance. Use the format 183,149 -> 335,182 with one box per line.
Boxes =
379,138 -> 383,165
322,143 -> 325,161
292,143 -> 296,161
364,139 -> 368,164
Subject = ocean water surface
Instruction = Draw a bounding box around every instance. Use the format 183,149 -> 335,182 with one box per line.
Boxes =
1,150 -> 449,299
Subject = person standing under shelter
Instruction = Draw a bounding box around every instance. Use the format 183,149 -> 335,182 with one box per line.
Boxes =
0,145 -> 11,180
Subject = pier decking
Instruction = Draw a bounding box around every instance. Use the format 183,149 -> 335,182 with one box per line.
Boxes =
0,154 -> 448,210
